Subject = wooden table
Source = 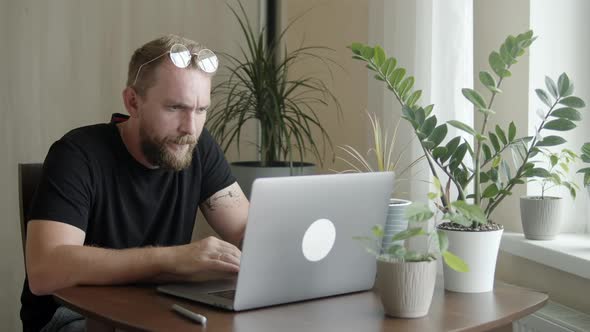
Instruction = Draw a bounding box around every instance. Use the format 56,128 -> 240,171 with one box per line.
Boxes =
54,279 -> 548,332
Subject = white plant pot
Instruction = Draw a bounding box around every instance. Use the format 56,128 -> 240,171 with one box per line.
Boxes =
520,196 -> 563,240
439,227 -> 503,293
380,198 -> 411,254
376,260 -> 437,318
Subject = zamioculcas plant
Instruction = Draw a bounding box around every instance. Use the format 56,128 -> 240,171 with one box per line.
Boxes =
348,30 -> 587,229
577,143 -> 590,188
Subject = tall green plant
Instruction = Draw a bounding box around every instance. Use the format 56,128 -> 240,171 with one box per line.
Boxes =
208,1 -> 342,166
349,30 -> 587,227
578,143 -> 590,187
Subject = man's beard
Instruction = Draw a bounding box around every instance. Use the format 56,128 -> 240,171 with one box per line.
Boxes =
139,125 -> 197,171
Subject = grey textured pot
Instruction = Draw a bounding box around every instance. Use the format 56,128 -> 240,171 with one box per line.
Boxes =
230,161 -> 315,199
520,196 -> 564,240
380,198 -> 411,254
376,260 -> 437,318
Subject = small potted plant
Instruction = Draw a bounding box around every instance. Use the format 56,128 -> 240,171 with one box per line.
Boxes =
355,187 -> 467,318
577,143 -> 590,196
337,112 -> 425,252
520,148 -> 579,240
349,30 -> 587,292
208,1 -> 342,197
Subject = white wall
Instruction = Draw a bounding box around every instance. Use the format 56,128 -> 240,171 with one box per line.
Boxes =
0,1 -> 260,330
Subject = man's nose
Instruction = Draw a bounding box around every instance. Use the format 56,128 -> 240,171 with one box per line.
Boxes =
179,111 -> 196,136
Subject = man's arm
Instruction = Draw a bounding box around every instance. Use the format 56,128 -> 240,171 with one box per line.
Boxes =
199,182 -> 249,248
26,220 -> 241,296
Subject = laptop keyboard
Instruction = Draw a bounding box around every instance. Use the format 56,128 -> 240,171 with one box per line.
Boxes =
209,289 -> 236,300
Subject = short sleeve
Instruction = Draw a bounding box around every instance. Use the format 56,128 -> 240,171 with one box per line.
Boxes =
28,138 -> 93,232
198,128 -> 236,203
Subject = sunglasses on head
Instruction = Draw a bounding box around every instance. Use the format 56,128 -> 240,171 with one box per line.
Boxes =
133,43 -> 219,86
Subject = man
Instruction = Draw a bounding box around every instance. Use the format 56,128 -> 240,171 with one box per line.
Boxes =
21,35 -> 249,332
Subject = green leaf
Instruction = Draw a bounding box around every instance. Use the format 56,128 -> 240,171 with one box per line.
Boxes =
489,51 -> 506,76
433,146 -> 448,160
415,107 -> 426,126
391,227 -> 426,242
529,168 -> 551,178
551,107 -> 581,121
361,46 -> 374,60
489,132 -> 501,152
387,244 -> 406,258
449,143 -> 468,171
508,122 -> 516,142
448,120 -> 477,136
550,154 -> 559,167
350,42 -> 363,55
495,125 -> 508,145
451,201 -> 487,225
482,183 -> 499,198
543,119 -> 576,131
406,90 -> 422,107
535,89 -> 552,107
373,45 -> 385,66
389,68 -> 406,88
482,143 -> 492,161
443,251 -> 469,273
405,203 -> 434,223
479,108 -> 496,116
379,57 -> 395,76
499,43 -> 514,65
398,76 -> 415,99
444,137 -> 461,159
419,116 -> 437,138
476,134 -> 488,142
424,104 -> 435,117
557,73 -> 571,97
437,230 -> 449,253
535,135 -> 567,147
559,96 -> 586,108
545,76 -> 559,99
462,88 -> 487,110
479,71 -> 497,90
371,224 -> 384,238
428,124 -> 448,147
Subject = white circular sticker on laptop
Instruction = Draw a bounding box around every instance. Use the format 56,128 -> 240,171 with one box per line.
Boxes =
301,218 -> 336,262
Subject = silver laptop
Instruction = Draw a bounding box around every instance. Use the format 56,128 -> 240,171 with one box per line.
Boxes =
157,172 -> 394,311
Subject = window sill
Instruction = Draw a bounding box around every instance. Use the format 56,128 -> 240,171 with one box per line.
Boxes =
500,232 -> 590,280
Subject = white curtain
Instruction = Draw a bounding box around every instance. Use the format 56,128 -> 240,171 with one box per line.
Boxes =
368,0 -> 474,205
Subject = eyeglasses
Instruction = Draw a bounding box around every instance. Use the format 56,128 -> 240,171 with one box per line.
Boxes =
132,43 -> 219,86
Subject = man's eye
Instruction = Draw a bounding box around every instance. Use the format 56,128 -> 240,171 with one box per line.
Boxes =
168,106 -> 181,111
198,107 -> 209,114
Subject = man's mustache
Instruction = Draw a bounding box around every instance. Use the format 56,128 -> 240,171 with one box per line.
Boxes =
170,135 -> 197,144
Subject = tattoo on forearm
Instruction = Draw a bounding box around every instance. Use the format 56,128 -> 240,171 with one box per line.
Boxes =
204,190 -> 240,211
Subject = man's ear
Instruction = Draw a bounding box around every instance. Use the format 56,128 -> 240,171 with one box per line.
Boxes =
122,87 -> 141,118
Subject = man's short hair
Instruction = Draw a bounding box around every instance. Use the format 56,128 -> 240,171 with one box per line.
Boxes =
127,34 -> 205,96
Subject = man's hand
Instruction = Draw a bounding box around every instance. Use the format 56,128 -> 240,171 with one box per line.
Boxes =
163,236 -> 241,278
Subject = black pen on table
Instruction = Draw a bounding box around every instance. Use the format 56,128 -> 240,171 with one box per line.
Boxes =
171,304 -> 207,326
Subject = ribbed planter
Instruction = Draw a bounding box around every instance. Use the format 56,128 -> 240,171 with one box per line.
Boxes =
376,260 -> 437,318
230,161 -> 315,199
380,198 -> 411,254
439,227 -> 503,293
520,196 -> 564,240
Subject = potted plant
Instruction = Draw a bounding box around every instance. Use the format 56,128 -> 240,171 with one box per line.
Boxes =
520,148 -> 579,240
577,143 -> 590,196
337,112 -> 425,252
355,194 -> 467,318
208,1 -> 342,198
349,30 -> 587,292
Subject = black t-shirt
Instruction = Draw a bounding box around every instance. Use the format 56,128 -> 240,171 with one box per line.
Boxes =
20,114 -> 236,331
